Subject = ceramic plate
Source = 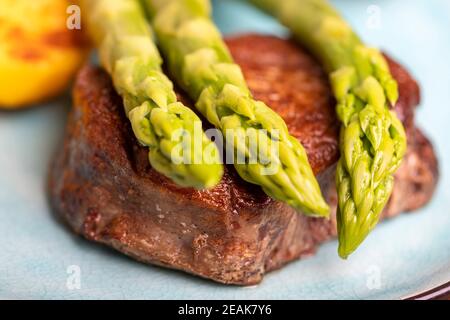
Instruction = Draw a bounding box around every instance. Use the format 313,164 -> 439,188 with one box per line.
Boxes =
0,0 -> 449,299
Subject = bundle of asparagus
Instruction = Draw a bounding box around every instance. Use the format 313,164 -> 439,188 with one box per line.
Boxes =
82,0 -> 223,189
142,0 -> 330,217
250,0 -> 407,257
81,0 -> 405,257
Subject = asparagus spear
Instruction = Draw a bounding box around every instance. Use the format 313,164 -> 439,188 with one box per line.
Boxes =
250,0 -> 407,258
142,0 -> 330,217
81,0 -> 223,189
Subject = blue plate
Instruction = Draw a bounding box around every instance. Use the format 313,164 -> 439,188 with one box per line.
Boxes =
0,0 -> 449,299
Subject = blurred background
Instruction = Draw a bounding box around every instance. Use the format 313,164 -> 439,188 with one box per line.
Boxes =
0,0 -> 448,299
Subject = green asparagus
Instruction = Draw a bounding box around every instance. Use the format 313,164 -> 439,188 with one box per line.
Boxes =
82,0 -> 223,189
250,0 -> 407,258
142,0 -> 330,217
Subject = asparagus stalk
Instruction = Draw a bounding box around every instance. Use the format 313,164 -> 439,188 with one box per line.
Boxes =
142,0 -> 330,217
250,0 -> 407,258
81,0 -> 223,189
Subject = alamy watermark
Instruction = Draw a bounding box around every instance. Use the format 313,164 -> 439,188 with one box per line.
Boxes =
366,5 -> 382,30
366,265 -> 382,290
66,5 -> 81,30
66,265 -> 81,290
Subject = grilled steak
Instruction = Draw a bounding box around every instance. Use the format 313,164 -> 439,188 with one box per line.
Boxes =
49,35 -> 438,285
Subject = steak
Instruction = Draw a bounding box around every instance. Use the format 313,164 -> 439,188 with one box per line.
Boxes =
49,35 -> 438,285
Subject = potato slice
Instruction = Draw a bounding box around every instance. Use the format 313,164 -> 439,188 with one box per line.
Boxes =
0,0 -> 89,109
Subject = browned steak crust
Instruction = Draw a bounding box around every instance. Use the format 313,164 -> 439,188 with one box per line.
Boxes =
49,35 -> 438,285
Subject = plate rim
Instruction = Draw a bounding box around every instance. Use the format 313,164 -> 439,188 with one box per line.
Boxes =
404,281 -> 450,300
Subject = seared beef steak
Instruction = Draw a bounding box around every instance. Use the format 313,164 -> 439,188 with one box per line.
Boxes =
49,35 -> 438,285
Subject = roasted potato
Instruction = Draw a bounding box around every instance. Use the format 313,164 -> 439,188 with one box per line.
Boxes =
0,0 -> 88,109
